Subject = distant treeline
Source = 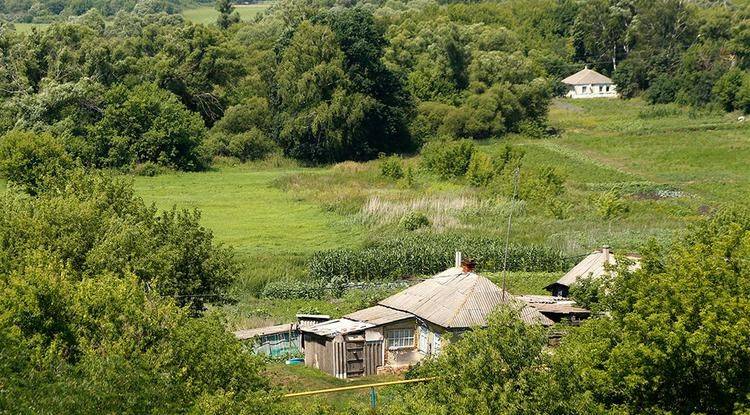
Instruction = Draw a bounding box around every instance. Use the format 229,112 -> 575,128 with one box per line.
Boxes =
0,0 -> 748,183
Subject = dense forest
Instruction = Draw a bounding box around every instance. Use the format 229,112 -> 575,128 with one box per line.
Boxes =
1,0 -> 750,413
1,0 -> 748,177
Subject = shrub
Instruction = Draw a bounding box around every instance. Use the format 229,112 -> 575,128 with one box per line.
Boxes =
421,139 -> 475,178
131,161 -> 170,177
308,233 -> 569,284
379,154 -> 404,179
227,128 -> 277,161
399,211 -> 430,231
595,189 -> 630,219
712,68 -> 745,112
466,152 -> 495,187
0,130 -> 72,194
644,75 -> 679,104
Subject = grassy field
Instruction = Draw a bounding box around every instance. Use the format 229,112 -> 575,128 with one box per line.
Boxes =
181,3 -> 271,24
8,22 -> 50,32
125,98 -> 749,332
133,162 -> 366,294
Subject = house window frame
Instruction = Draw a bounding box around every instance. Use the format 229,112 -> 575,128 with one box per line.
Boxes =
386,328 -> 415,349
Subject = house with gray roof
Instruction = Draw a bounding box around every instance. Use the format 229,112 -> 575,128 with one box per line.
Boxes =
300,262 -> 553,379
562,67 -> 618,99
545,246 -> 641,297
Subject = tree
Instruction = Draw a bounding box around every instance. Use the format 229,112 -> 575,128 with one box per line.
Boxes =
572,0 -> 632,72
0,168 -> 237,311
90,84 -> 208,171
216,0 -> 240,30
0,130 -> 71,194
387,307 -> 549,415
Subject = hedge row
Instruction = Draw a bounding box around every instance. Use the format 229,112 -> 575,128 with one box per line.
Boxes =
308,234 -> 569,283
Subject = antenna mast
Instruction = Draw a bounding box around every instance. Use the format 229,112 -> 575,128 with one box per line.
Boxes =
501,166 -> 521,301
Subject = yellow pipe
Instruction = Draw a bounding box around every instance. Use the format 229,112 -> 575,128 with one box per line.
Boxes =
283,376 -> 438,398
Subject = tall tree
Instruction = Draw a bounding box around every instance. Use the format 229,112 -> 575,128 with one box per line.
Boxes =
216,0 -> 240,29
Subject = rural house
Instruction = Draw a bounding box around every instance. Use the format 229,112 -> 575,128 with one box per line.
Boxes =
301,262 -> 553,379
562,67 -> 618,99
545,246 -> 641,297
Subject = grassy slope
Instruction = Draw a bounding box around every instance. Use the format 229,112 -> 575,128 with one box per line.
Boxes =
133,164 -> 365,293
127,98 -> 749,332
181,3 -> 270,24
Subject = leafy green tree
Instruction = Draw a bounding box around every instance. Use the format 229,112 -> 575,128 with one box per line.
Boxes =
388,307 -> 548,415
0,130 -> 71,194
216,0 -> 240,29
91,83 -> 207,170
0,168 -> 236,311
572,0 -> 632,72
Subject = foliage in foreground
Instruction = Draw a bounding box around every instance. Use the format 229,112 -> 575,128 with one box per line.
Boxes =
0,170 -> 281,413
0,168 -> 237,311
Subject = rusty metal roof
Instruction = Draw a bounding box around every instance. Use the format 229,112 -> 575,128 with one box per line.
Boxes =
299,318 -> 374,338
378,267 -> 550,328
234,323 -> 296,340
344,305 -> 414,326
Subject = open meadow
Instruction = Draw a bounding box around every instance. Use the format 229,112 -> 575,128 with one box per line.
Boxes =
127,98 -> 749,332
181,3 -> 271,24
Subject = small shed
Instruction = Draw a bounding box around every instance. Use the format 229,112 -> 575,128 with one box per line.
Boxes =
562,67 -> 618,99
300,319 -> 384,379
234,323 -> 301,357
545,246 -> 641,297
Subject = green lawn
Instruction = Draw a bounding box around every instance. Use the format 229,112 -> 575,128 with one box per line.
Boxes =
9,22 -> 50,33
181,3 -> 271,25
133,164 -> 365,292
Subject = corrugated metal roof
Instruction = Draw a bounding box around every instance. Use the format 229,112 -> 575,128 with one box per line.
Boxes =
234,323 -> 296,340
562,68 -> 613,85
517,295 -> 590,315
378,267 -> 550,329
344,305 -> 414,326
299,318 -> 374,338
548,249 -> 641,289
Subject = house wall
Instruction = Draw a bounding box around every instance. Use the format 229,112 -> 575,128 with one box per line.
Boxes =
381,319 -> 422,368
566,83 -> 618,99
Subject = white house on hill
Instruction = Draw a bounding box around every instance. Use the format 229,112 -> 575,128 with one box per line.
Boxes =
562,67 -> 618,99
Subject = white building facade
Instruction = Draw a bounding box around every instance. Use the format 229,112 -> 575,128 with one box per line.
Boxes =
562,67 -> 618,99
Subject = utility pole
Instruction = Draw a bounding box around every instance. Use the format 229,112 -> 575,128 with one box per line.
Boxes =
501,166 -> 521,301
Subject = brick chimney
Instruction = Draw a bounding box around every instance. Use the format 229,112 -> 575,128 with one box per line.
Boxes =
461,259 -> 477,273
602,245 -> 611,261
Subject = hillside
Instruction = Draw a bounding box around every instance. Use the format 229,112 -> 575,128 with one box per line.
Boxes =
127,98 -> 749,328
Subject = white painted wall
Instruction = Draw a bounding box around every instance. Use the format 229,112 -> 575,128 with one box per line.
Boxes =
566,83 -> 618,99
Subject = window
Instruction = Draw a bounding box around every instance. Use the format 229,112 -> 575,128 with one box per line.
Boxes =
606,85 -> 610,92
581,86 -> 588,93
387,328 -> 414,349
598,86 -> 603,92
432,331 -> 442,355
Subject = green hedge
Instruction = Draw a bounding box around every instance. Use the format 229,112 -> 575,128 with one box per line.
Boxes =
308,234 -> 569,283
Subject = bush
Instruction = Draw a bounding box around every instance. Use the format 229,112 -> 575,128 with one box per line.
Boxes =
466,152 -> 496,187
308,234 -> 569,284
227,128 -> 277,161
379,154 -> 404,179
421,139 -> 475,178
399,211 -> 430,231
595,188 -> 630,219
0,130 -> 72,194
644,75 -> 679,104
